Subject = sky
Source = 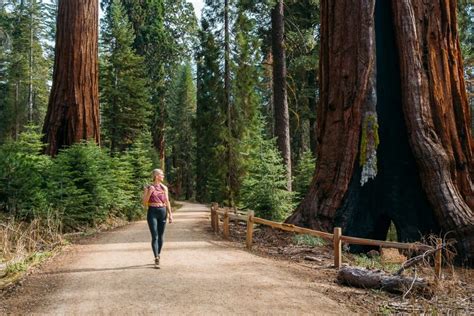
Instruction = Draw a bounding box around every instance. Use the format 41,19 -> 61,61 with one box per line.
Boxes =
188,0 -> 204,21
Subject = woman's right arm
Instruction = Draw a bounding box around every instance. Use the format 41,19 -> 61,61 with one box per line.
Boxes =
142,186 -> 151,208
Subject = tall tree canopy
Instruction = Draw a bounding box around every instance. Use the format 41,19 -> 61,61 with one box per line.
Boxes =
100,0 -> 151,153
0,0 -> 52,141
165,64 -> 196,199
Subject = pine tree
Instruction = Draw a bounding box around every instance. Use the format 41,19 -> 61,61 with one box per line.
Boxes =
100,0 -> 151,153
122,131 -> 154,217
239,115 -> 295,221
0,0 -> 51,142
114,0 -> 167,165
195,18 -> 226,202
232,3 -> 263,202
200,0 -> 244,205
293,149 -> 316,202
285,0 -> 320,159
163,0 -> 198,63
166,63 -> 196,199
105,0 -> 198,168
0,125 -> 51,219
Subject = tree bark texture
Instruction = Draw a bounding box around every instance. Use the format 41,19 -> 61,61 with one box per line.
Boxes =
42,0 -> 100,156
287,0 -> 474,262
272,0 -> 292,191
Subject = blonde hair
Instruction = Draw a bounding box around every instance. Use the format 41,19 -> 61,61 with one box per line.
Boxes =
152,168 -> 164,181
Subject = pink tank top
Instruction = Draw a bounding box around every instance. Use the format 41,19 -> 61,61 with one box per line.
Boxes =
148,184 -> 167,204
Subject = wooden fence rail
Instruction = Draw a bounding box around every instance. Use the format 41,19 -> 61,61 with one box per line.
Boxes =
210,204 -> 443,276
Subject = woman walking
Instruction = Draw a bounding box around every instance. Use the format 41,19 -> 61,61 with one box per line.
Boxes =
143,169 -> 173,268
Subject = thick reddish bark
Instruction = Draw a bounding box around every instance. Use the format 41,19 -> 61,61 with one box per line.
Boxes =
272,0 -> 292,191
287,0 -> 377,229
391,0 -> 474,260
42,0 -> 100,156
287,0 -> 474,262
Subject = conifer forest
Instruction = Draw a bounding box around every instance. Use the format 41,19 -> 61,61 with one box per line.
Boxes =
1,0 -> 474,301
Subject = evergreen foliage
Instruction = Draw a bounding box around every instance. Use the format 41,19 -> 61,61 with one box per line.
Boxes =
195,18 -> 227,202
47,141 -> 116,229
46,136 -> 153,230
231,5 -> 263,201
458,1 -> 474,65
0,0 -> 52,142
103,0 -> 198,167
285,0 -> 320,162
0,125 -> 50,218
100,0 -> 151,153
0,129 -> 153,230
457,1 -> 474,131
163,0 -> 199,63
124,131 -> 155,211
292,149 -> 316,201
166,63 -> 196,199
239,116 -> 295,221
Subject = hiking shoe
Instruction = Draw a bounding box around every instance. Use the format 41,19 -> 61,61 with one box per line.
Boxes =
155,256 -> 160,269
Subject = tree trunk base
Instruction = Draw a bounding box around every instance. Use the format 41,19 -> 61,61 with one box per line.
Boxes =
337,267 -> 432,297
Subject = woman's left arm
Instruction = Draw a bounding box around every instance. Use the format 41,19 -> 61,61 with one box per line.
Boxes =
164,185 -> 173,223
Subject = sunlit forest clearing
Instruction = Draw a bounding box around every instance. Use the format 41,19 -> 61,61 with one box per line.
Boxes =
1,0 -> 474,314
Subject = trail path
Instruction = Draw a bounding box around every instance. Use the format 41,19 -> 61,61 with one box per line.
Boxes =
1,202 -> 349,315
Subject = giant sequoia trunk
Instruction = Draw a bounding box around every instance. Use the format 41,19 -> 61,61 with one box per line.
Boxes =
286,0 -> 474,263
42,0 -> 100,156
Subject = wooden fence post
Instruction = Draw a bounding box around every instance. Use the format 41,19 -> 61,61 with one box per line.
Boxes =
223,210 -> 230,239
214,211 -> 219,235
434,238 -> 442,280
210,203 -> 216,231
333,227 -> 342,268
246,211 -> 254,249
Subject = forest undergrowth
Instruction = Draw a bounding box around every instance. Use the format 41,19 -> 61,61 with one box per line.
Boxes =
0,127 -> 156,288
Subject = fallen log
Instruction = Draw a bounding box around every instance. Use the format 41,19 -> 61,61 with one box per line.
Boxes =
304,255 -> 323,262
337,267 -> 432,297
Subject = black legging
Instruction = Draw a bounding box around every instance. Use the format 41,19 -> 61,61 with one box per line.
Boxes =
147,206 -> 167,257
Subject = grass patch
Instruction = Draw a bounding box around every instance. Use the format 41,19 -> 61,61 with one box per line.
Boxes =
293,234 -> 326,247
353,254 -> 401,273
378,304 -> 395,315
5,261 -> 28,275
4,251 -> 53,277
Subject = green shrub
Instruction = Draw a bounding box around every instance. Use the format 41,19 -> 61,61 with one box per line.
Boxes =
107,155 -> 136,219
0,128 -> 154,230
293,149 -> 316,201
0,126 -> 51,219
47,141 -> 115,230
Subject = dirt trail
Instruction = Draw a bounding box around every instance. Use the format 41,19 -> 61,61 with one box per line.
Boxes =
1,202 -> 349,315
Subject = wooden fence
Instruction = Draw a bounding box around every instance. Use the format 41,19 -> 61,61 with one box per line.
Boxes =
209,203 -> 443,276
